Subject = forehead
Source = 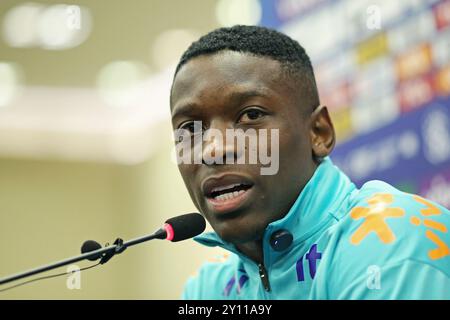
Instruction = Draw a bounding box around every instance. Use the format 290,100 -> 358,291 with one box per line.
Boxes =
171,51 -> 289,111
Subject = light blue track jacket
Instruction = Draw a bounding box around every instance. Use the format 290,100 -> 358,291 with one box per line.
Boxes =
183,158 -> 450,299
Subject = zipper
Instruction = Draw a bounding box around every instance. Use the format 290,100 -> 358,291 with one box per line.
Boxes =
258,263 -> 271,292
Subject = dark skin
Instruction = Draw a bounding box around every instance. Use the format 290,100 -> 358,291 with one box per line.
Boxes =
171,50 -> 335,264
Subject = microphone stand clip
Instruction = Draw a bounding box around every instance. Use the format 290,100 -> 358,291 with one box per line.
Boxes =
99,238 -> 127,265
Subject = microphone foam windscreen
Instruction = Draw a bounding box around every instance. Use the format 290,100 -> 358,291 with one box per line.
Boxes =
165,213 -> 206,242
81,240 -> 102,261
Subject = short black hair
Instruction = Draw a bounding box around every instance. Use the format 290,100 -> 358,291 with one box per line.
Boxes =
172,25 -> 320,108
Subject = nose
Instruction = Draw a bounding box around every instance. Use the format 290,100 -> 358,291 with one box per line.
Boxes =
201,121 -> 238,165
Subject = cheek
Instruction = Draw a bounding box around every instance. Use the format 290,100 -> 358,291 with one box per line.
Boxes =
269,112 -> 311,155
279,127 -> 310,161
273,125 -> 313,190
178,165 -> 199,200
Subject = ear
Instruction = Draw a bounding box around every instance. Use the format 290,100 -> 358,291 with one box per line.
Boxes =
310,105 -> 335,161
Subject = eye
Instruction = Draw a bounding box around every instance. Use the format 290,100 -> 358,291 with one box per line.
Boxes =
178,121 -> 203,134
175,121 -> 203,143
238,108 -> 267,123
180,121 -> 195,133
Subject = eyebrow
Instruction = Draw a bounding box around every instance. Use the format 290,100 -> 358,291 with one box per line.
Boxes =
171,89 -> 271,119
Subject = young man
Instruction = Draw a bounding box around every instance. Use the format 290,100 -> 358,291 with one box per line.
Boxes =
170,25 -> 450,299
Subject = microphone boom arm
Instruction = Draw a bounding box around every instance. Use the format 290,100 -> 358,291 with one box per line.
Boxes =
0,228 -> 166,286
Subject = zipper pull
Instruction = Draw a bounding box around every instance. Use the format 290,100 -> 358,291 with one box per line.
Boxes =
258,263 -> 271,292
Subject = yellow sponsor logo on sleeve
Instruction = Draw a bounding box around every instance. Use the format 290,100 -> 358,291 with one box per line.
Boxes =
411,196 -> 449,260
350,193 -> 405,245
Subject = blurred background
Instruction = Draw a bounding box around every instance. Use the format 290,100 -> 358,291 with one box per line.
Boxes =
0,0 -> 449,299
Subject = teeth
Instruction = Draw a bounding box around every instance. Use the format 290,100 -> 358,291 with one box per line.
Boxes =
211,183 -> 242,193
213,189 -> 246,201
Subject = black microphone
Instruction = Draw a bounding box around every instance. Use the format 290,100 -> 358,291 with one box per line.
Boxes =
0,212 -> 206,287
159,212 -> 206,242
80,213 -> 206,259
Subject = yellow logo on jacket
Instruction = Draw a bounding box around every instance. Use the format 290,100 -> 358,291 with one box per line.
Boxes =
350,193 -> 405,245
349,193 -> 449,261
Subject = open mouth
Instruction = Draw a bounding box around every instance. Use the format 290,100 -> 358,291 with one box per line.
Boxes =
202,175 -> 254,214
207,183 -> 253,201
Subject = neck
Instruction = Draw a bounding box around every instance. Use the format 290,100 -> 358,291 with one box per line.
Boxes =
235,240 -> 264,264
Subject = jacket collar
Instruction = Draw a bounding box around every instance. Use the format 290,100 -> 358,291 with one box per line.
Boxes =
194,157 -> 356,262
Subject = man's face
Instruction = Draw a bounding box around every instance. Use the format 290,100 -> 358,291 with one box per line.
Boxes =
170,51 -> 317,245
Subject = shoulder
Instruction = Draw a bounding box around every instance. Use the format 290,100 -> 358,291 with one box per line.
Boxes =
316,180 -> 450,298
344,180 -> 449,267
182,253 -> 239,300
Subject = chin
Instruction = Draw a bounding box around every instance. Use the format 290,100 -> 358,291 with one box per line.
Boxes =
213,218 -> 266,245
